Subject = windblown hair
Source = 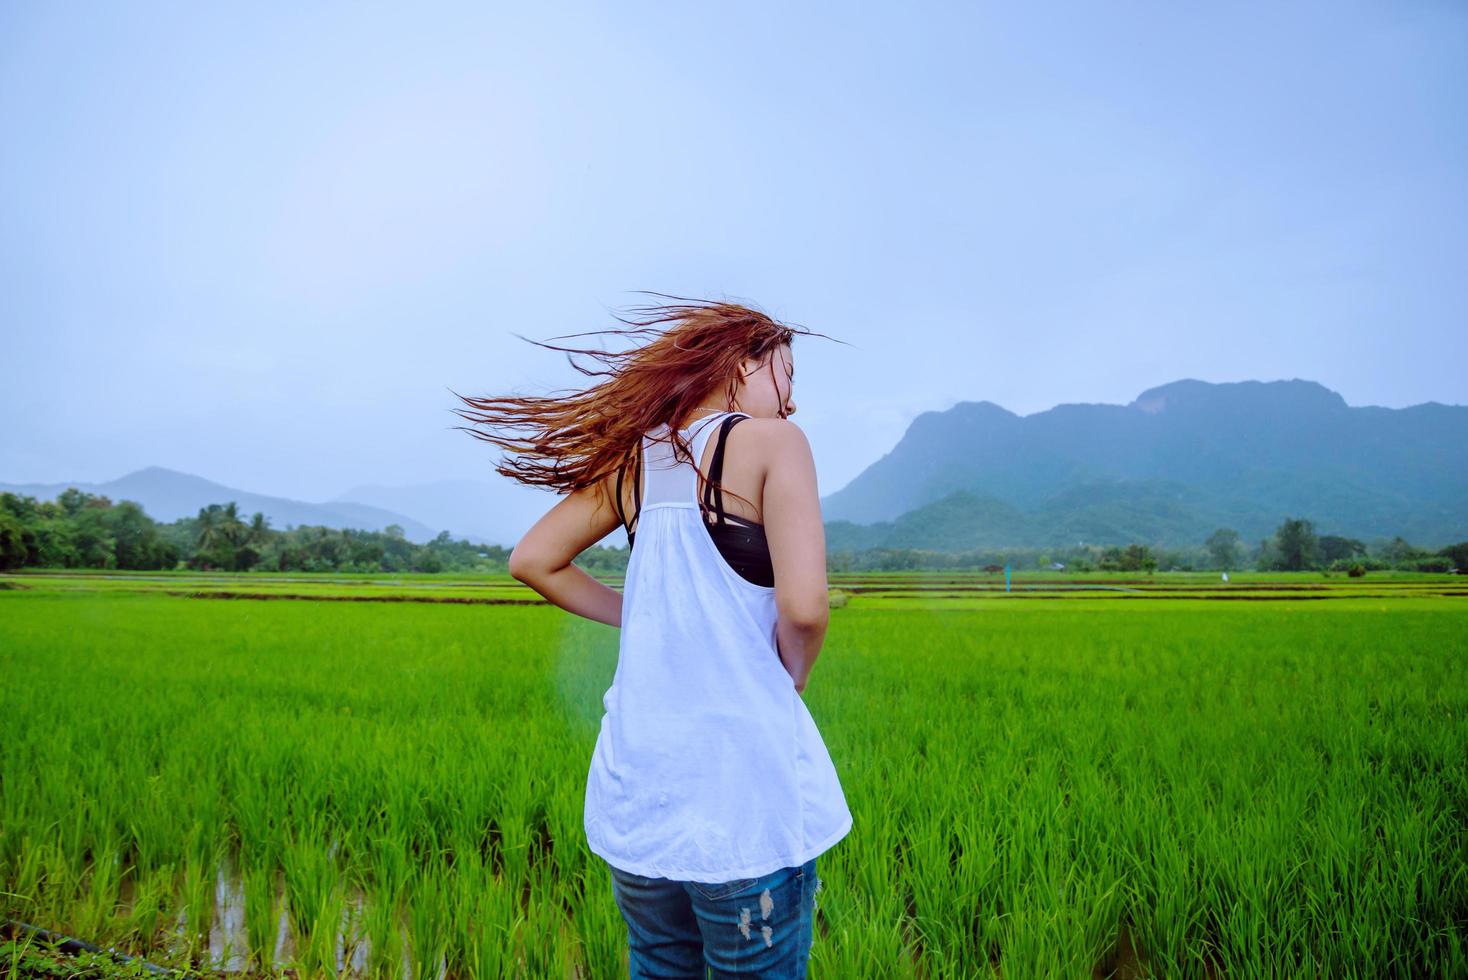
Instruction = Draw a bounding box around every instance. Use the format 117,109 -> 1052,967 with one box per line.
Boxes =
450,293 -> 840,517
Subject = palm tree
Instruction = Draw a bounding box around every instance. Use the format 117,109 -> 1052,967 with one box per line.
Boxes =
195,504 -> 224,551
246,512 -> 271,549
220,502 -> 249,548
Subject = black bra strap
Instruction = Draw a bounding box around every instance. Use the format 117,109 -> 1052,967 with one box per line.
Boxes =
703,414 -> 747,525
632,442 -> 641,530
614,461 -> 628,529
615,440 -> 643,539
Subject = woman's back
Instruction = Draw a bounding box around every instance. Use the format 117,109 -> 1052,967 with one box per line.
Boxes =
616,410 -> 775,587
584,410 -> 853,882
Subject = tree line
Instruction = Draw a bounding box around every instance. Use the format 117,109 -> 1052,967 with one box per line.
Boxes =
1202,518 -> 1461,574
0,489 -> 510,574
0,490 -> 1462,576
826,516 -> 1465,574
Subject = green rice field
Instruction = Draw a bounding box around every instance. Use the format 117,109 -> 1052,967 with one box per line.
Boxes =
2,569 -> 1465,978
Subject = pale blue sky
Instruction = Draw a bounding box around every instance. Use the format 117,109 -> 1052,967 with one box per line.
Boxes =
3,1 -> 1464,504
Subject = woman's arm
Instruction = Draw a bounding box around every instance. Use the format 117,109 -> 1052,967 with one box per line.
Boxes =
759,419 -> 830,694
508,478 -> 626,627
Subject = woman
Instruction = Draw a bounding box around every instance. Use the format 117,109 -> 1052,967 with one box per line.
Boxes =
452,294 -> 853,977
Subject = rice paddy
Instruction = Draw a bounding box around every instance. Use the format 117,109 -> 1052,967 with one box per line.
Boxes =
2,569 -> 1465,978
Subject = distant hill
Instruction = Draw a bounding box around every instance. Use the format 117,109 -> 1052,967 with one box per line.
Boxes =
820,379 -> 1468,550
331,478 -> 566,550
0,466 -> 441,544
10,378 -> 1462,554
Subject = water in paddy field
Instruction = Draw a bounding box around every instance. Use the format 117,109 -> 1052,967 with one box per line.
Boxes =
109,851 -> 435,979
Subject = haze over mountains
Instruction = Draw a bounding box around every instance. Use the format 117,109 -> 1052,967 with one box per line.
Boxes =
0,467 -> 444,544
329,479 -> 556,548
822,378 -> 1468,551
4,379 -> 1464,551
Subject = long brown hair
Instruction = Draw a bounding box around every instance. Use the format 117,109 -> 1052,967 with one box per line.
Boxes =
449,292 -> 841,518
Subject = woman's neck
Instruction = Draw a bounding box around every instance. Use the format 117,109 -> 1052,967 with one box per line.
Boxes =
673,405 -> 732,430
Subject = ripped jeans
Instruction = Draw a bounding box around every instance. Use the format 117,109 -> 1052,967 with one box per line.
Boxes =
606,857 -> 819,978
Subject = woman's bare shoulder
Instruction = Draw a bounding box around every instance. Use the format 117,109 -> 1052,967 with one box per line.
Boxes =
731,417 -> 814,470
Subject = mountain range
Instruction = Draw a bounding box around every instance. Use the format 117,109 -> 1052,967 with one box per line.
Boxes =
821,378 -> 1467,550
0,468 -> 563,548
4,378 -> 1464,551
0,467 -> 446,544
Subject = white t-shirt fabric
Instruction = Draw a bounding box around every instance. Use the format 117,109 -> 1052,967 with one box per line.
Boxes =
584,410 -> 853,883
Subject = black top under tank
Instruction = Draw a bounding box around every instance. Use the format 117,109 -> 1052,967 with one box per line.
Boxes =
614,414 -> 774,588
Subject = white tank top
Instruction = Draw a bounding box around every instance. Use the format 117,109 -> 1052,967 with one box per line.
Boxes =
583,410 -> 853,882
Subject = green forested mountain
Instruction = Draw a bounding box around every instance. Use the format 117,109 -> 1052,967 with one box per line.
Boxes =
820,379 -> 1468,550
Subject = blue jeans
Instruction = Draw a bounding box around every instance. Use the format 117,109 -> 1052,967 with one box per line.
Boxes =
606,857 -> 819,978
